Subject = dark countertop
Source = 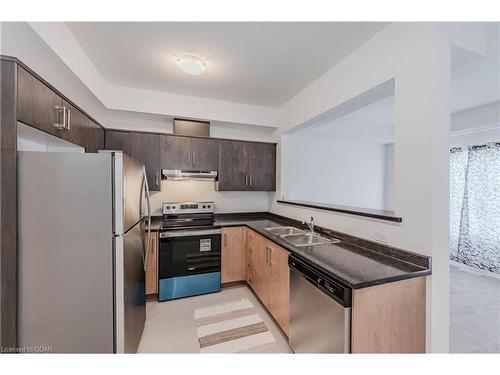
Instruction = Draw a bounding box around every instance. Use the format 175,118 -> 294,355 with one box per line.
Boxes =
151,212 -> 430,289
148,216 -> 163,231
214,215 -> 431,289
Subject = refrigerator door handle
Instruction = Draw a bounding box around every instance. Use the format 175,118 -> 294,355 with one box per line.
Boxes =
143,166 -> 152,271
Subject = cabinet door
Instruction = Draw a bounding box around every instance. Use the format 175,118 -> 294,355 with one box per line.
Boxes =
130,132 -> 161,191
161,135 -> 191,170
190,137 -> 219,171
247,142 -> 276,191
145,232 -> 159,295
17,67 -> 63,136
246,230 -> 271,309
246,229 -> 255,285
191,137 -> 219,171
221,227 -> 247,283
59,100 -> 88,149
267,241 -> 290,336
86,120 -> 105,153
105,130 -> 131,155
217,140 -> 248,191
246,230 -> 261,296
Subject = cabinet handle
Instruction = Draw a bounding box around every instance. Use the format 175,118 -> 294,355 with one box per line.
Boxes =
245,174 -> 248,187
249,174 -> 252,187
155,171 -> 159,186
53,105 -> 66,130
268,247 -> 272,266
188,152 -> 191,166
192,151 -> 195,167
66,108 -> 71,130
224,233 -> 227,247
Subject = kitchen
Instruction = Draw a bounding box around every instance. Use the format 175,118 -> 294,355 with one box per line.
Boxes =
1,8 -> 498,371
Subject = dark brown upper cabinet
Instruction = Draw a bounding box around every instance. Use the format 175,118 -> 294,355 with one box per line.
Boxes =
218,140 -> 249,191
161,135 -> 191,170
86,120 -> 105,153
105,130 -> 161,191
217,140 -> 276,191
161,134 -> 219,171
17,66 -> 63,137
58,100 -> 88,149
105,130 -> 131,155
17,66 -> 106,153
189,137 -> 219,171
246,142 -> 276,191
130,132 -> 161,191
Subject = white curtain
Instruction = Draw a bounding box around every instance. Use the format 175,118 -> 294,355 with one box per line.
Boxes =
450,143 -> 500,273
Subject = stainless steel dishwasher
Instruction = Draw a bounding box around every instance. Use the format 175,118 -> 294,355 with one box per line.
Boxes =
289,255 -> 352,353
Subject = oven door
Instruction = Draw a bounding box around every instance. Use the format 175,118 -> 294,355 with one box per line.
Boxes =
158,228 -> 221,301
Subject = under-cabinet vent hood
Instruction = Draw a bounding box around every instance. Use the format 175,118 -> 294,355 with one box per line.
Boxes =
162,169 -> 218,181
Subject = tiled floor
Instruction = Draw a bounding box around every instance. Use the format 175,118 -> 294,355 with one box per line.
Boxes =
450,262 -> 500,353
137,284 -> 292,353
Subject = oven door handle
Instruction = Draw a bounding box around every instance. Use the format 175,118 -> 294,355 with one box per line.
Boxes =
160,228 -> 222,238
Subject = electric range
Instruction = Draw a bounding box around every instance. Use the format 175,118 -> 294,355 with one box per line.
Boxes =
158,202 -> 221,301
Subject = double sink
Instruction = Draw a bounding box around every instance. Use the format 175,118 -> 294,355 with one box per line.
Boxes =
264,226 -> 340,247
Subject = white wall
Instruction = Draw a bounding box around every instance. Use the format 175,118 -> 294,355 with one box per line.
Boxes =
451,126 -> 500,147
17,122 -> 85,153
149,181 -> 271,215
450,101 -> 500,147
384,143 -> 395,210
285,134 -> 390,210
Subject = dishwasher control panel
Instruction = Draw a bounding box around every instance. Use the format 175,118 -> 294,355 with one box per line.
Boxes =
289,256 -> 352,307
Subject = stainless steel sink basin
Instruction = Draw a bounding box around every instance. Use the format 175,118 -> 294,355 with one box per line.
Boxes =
264,226 -> 305,236
280,233 -> 340,247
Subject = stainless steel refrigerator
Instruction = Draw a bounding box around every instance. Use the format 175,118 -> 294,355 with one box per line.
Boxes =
18,150 -> 151,353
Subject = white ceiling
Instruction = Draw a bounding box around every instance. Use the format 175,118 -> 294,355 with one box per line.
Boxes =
66,22 -> 388,107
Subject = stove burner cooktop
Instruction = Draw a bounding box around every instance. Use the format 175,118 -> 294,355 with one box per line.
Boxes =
160,201 -> 215,230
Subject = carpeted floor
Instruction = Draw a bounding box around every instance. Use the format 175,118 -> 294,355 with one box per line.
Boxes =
450,262 -> 500,353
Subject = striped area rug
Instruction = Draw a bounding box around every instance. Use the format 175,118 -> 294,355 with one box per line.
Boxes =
194,298 -> 282,353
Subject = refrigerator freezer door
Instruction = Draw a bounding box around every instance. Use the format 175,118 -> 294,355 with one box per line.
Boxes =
18,152 -> 114,353
114,220 -> 146,353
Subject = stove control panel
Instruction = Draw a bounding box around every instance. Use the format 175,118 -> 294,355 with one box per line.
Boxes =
162,201 -> 214,215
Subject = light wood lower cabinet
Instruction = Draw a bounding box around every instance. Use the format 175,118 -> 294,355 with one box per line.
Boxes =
145,231 -> 159,295
224,227 -> 425,349
221,227 -> 247,283
266,241 -> 290,336
246,229 -> 269,308
246,229 -> 290,336
351,276 -> 426,353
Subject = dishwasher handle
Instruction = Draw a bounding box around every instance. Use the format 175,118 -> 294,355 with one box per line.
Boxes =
289,256 -> 352,307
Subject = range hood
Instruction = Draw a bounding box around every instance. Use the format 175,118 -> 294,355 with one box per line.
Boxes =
162,169 -> 218,181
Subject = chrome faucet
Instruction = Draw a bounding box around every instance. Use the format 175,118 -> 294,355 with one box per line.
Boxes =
302,216 -> 315,235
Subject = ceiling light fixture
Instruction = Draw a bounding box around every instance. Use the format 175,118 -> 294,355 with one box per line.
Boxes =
177,55 -> 206,76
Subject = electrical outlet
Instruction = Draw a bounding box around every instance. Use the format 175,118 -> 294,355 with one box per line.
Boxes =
373,231 -> 389,244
